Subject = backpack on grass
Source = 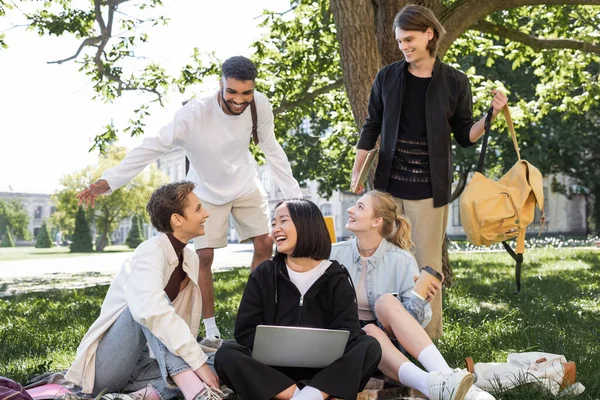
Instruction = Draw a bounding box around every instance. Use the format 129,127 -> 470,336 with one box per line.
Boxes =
460,105 -> 544,293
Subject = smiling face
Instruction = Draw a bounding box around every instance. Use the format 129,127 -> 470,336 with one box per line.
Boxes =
171,192 -> 210,239
219,77 -> 255,115
270,204 -> 298,256
395,27 -> 434,63
345,194 -> 382,234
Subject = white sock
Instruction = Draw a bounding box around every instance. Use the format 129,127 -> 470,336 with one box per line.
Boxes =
203,317 -> 221,338
418,344 -> 452,373
398,362 -> 430,398
292,385 -> 323,399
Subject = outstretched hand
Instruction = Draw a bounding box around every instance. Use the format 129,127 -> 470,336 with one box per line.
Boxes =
75,179 -> 110,208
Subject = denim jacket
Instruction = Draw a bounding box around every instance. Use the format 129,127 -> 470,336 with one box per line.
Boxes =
330,238 -> 432,328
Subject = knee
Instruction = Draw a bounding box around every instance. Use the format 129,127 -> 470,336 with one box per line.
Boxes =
214,342 -> 242,369
374,293 -> 403,316
362,323 -> 380,337
360,334 -> 383,361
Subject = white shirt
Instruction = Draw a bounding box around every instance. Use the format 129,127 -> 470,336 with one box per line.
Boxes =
286,260 -> 332,295
101,91 -> 303,205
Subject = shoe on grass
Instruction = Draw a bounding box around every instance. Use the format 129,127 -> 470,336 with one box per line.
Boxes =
464,385 -> 495,400
428,369 -> 474,400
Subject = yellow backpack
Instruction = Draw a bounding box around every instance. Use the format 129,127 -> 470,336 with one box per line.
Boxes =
460,106 -> 545,293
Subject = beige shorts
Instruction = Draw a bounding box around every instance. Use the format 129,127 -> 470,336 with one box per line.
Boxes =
193,189 -> 270,250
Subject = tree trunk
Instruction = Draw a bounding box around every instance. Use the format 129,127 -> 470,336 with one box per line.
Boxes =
375,0 -> 405,66
329,0 -> 381,129
442,235 -> 453,288
96,229 -> 109,252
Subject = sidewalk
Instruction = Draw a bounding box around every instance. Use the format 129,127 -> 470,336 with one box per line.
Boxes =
0,243 -> 254,296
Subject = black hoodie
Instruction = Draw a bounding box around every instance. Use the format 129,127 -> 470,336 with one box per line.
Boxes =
234,255 -> 364,350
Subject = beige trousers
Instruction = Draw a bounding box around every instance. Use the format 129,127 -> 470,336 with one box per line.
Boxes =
392,197 -> 448,339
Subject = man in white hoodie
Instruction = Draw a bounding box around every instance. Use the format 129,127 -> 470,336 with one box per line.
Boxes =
66,181 -> 225,400
76,56 -> 303,338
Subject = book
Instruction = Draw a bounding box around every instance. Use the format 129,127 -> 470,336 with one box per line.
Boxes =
351,148 -> 378,192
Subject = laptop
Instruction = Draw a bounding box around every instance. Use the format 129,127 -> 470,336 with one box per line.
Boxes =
252,325 -> 350,368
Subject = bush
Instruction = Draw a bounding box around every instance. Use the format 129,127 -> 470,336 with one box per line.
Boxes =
35,221 -> 53,248
70,207 -> 93,253
0,229 -> 15,247
126,215 -> 145,249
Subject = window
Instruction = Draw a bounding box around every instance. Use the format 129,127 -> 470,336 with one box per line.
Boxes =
320,203 -> 333,216
534,187 -> 549,223
452,199 -> 461,227
34,206 -> 43,219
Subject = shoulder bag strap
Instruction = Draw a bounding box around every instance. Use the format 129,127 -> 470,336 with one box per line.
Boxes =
250,99 -> 258,145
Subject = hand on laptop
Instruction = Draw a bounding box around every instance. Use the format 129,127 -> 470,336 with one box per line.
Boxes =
195,363 -> 220,389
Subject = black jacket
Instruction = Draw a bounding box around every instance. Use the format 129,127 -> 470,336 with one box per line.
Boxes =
234,255 -> 363,350
357,58 -> 477,207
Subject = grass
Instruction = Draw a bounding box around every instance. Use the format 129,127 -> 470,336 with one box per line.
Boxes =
0,249 -> 598,399
0,245 -> 133,261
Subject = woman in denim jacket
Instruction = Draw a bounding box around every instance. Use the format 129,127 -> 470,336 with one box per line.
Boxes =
331,190 -> 494,400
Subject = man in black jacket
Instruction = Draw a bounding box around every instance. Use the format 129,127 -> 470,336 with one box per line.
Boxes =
351,5 -> 508,338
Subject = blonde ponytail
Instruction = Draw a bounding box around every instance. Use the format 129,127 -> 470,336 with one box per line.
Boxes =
366,190 -> 415,253
392,214 -> 414,251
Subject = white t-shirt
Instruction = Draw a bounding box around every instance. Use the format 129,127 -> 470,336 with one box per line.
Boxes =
287,260 -> 332,296
101,90 -> 303,205
357,257 -> 376,321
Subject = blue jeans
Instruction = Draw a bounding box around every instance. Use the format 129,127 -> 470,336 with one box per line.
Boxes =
93,307 -> 207,400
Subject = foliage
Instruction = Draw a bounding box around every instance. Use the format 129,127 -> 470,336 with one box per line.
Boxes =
0,199 -> 30,240
2,0 -> 599,204
0,228 -> 15,247
125,214 -> 145,249
34,220 -> 53,248
52,145 -> 168,252
70,206 -> 93,253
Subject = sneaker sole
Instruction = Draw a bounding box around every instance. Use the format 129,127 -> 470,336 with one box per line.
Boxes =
452,373 -> 474,400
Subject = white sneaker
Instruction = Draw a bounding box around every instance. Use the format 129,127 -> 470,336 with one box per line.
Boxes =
102,394 -> 138,400
464,385 -> 495,400
193,386 -> 227,400
428,369 -> 474,400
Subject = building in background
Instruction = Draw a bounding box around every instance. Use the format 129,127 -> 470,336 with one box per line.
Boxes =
0,191 -> 55,242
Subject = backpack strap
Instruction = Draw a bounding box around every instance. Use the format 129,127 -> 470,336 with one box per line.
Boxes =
477,105 -> 521,174
476,107 -> 494,173
185,100 -> 259,174
502,241 -> 524,294
250,99 -> 259,145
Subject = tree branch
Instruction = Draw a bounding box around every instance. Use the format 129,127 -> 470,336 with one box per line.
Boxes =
471,20 -> 600,54
437,0 -> 600,56
47,36 -> 102,64
273,79 -> 344,115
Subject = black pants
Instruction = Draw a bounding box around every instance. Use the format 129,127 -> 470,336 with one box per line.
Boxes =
214,335 -> 381,400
